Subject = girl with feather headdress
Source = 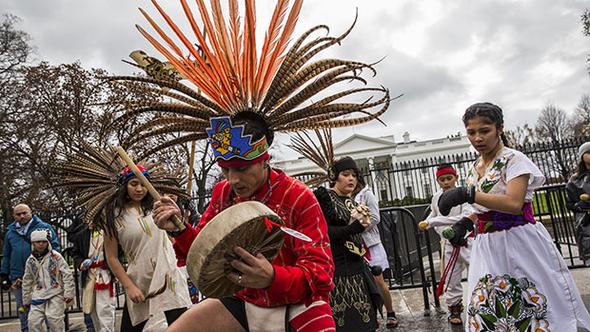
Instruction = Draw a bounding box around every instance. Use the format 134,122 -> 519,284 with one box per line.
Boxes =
289,129 -> 388,331
52,144 -> 192,331
107,0 -> 393,330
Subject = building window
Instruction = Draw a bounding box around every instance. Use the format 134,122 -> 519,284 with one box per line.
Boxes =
380,189 -> 388,201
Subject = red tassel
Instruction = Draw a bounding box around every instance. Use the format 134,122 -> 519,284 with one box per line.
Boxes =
263,217 -> 281,233
436,246 -> 460,298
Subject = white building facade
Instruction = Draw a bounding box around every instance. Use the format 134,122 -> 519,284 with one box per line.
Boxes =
273,132 -> 473,202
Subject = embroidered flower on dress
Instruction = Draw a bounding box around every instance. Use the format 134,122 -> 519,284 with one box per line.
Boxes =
531,318 -> 550,332
468,315 -> 487,332
522,287 -> 547,311
479,155 -> 510,193
467,274 -> 550,332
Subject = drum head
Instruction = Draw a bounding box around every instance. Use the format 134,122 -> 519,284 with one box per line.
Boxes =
186,201 -> 285,298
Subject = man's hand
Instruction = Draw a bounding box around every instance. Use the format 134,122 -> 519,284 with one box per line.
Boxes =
65,297 -> 73,306
126,283 -> 145,303
153,196 -> 184,232
11,278 -> 22,289
228,247 -> 274,289
438,186 -> 476,216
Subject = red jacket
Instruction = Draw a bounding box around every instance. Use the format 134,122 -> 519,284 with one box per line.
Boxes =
173,169 -> 334,307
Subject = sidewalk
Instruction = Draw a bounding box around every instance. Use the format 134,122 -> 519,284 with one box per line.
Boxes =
1,268 -> 589,331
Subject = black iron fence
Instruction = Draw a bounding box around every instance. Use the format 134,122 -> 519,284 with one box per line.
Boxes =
359,137 -> 586,207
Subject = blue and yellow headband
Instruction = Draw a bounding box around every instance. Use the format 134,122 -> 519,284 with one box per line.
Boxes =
206,116 -> 269,166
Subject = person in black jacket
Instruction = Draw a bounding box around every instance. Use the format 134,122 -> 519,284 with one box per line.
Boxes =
314,157 -> 382,332
566,141 -> 590,266
69,221 -> 116,331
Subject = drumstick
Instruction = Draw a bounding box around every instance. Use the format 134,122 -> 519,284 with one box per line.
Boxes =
116,146 -> 183,228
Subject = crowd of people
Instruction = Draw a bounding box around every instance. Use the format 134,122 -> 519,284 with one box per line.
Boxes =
1,103 -> 589,332
1,1 -> 590,331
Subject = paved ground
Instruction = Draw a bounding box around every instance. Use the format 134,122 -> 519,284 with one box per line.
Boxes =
1,268 -> 589,331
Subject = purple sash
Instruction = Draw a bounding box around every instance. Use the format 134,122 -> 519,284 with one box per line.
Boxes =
477,202 -> 535,234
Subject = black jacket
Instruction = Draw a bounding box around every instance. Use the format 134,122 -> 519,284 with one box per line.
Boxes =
566,172 -> 590,260
68,224 -> 113,287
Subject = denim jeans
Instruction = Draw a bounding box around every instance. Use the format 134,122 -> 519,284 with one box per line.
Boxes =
12,286 -> 29,332
84,313 -> 94,329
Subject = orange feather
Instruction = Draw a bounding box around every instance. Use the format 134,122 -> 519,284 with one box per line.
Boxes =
259,0 -> 303,99
254,0 -> 289,102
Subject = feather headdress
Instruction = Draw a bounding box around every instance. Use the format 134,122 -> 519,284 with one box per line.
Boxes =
51,142 -> 188,231
109,0 -> 391,161
288,128 -> 335,187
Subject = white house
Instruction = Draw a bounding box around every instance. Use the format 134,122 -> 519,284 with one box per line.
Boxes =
273,132 -> 473,201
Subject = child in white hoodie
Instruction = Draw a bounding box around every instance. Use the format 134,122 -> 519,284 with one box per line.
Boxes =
22,229 -> 75,332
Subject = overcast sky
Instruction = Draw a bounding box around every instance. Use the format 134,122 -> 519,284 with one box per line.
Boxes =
4,0 -> 590,155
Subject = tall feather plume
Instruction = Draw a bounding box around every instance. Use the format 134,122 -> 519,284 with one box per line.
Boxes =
287,128 -> 335,187
108,1 -> 391,157
50,143 -> 189,230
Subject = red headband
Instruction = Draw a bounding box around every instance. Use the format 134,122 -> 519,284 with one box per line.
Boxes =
436,166 -> 457,179
216,152 -> 269,168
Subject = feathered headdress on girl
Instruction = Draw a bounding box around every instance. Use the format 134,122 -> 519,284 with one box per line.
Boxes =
288,128 -> 335,187
51,143 -> 188,231
289,128 -> 362,187
109,0 -> 392,164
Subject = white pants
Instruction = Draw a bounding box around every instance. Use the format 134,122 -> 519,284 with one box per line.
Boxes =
443,239 -> 471,307
90,288 -> 116,332
28,295 -> 65,332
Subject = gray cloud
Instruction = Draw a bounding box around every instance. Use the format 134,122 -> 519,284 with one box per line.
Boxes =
4,0 -> 589,148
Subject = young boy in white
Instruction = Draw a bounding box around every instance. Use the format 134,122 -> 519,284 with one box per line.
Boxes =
22,229 -> 75,332
421,164 -> 474,325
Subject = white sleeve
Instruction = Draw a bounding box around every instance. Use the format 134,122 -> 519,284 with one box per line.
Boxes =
505,150 -> 545,191
58,254 -> 75,299
21,258 -> 34,305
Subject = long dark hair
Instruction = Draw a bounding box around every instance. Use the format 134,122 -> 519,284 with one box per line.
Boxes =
462,102 -> 511,148
103,178 -> 154,240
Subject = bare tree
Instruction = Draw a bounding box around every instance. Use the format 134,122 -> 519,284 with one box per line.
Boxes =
0,61 -> 196,234
535,103 -> 575,181
0,14 -> 33,237
505,124 -> 535,147
572,94 -> 590,137
583,9 -> 590,74
189,140 -> 217,213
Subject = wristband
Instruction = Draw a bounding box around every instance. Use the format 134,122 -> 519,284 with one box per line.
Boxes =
167,222 -> 188,238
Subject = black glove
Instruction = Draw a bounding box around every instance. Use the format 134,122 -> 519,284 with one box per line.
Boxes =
447,217 -> 474,247
438,186 -> 476,216
0,274 -> 10,291
574,200 -> 590,212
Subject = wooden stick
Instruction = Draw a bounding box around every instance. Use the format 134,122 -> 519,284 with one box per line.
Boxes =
184,141 -> 197,223
116,146 -> 183,228
186,142 -> 197,194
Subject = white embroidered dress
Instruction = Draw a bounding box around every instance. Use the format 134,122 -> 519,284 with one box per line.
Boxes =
116,207 -> 191,326
465,147 -> 590,331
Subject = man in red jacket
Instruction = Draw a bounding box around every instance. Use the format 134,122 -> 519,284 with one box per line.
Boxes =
153,113 -> 336,332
